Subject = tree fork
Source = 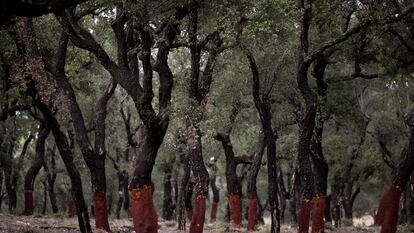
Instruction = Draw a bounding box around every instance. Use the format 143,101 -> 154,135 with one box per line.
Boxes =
22,121 -> 50,215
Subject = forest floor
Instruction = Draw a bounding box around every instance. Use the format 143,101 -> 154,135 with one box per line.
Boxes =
0,213 -> 382,233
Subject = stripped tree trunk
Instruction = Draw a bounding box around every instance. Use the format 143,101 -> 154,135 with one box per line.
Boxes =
377,115 -> 414,233
240,29 -> 281,233
310,55 -> 329,233
57,4 -> 190,232
22,121 -> 50,215
185,4 -> 223,231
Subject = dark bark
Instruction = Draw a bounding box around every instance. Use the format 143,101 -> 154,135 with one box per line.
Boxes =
24,59 -> 92,233
239,28 -> 280,232
278,168 -> 288,224
210,176 -> 219,203
257,197 -> 266,225
186,180 -> 195,220
0,0 -> 87,20
114,171 -> 126,219
178,153 -> 191,230
58,4 -> 190,231
287,169 -> 298,224
247,133 -> 266,231
52,32 -> 115,232
343,184 -> 360,219
0,169 -> 3,211
293,0 -> 387,230
173,178 -> 179,219
41,177 -> 47,215
185,5 -> 223,231
210,175 -> 219,223
309,55 -> 330,233
186,119 -> 209,233
310,56 -> 329,198
324,195 -> 332,223
377,114 -> 414,233
162,165 -> 175,220
4,168 -> 16,214
43,147 -> 59,213
16,18 -> 92,232
38,106 -> 92,233
22,121 -> 50,215
214,130 -> 253,228
330,180 -> 343,228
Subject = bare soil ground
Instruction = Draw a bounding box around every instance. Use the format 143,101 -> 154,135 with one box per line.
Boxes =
0,213 -> 378,233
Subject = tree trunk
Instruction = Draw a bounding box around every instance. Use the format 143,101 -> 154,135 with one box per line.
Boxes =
3,141 -> 17,215
297,59 -> 317,233
258,198 -> 266,225
173,178 -> 179,219
41,177 -> 47,215
0,169 -> 3,211
210,175 -> 219,223
163,166 -> 174,220
129,125 -> 166,233
343,182 -> 359,220
310,56 -> 329,233
330,181 -> 342,228
44,150 -> 59,214
263,122 -> 281,233
247,134 -> 266,231
68,191 -> 76,217
240,24 -> 280,232
186,119 -> 209,233
377,114 -> 414,233
408,176 -> 414,223
324,195 -> 332,224
90,160 -> 111,232
122,172 -> 130,217
178,153 -> 191,230
115,172 -> 125,219
22,121 -> 50,215
186,180 -> 195,222
17,19 -> 92,232
215,133 -> 242,228
52,132 -> 92,233
4,170 -> 16,214
287,169 -> 298,224
35,101 -> 92,233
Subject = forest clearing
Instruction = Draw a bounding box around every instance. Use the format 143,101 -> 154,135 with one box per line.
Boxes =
2,0 -> 414,233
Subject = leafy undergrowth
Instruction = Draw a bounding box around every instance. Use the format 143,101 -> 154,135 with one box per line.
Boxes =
0,213 -> 390,233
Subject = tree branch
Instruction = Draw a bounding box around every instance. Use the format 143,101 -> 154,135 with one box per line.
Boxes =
94,78 -> 117,155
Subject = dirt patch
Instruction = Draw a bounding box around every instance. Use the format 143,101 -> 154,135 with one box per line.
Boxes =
0,214 -> 378,233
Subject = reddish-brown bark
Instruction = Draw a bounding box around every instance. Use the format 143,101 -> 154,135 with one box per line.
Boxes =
229,193 -> 242,228
248,197 -> 258,231
126,208 -> 132,218
190,195 -> 207,233
298,199 -> 312,233
130,186 -> 158,233
93,192 -> 111,232
311,196 -> 326,233
68,195 -> 76,217
21,190 -> 34,215
187,208 -> 194,222
210,202 -> 218,223
376,186 -> 402,233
